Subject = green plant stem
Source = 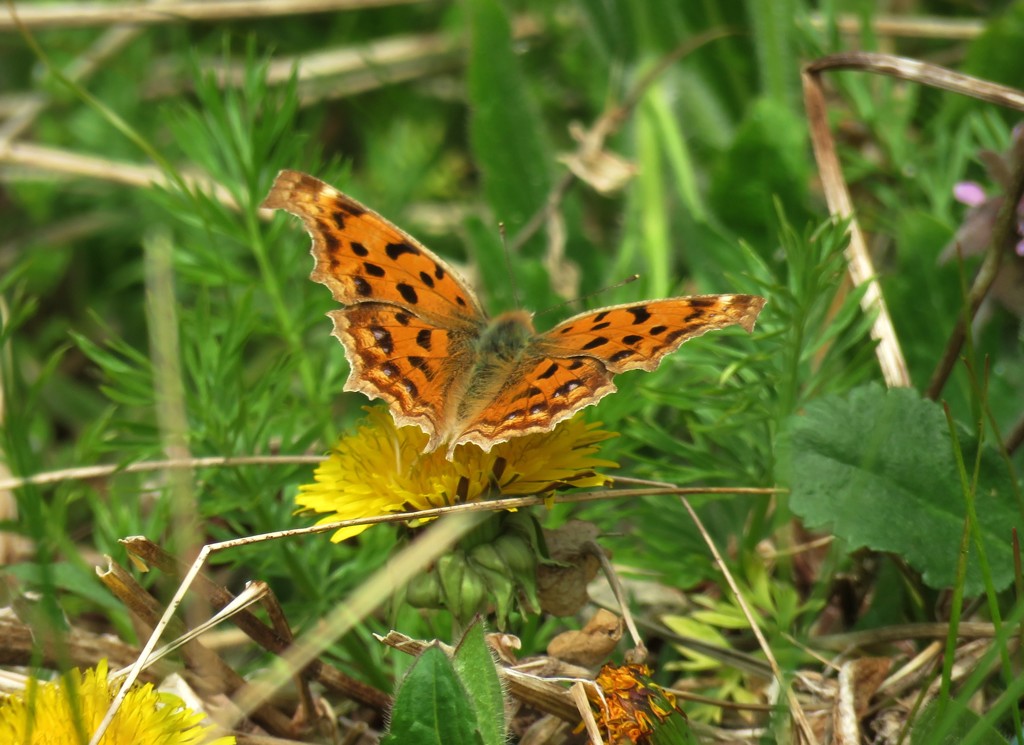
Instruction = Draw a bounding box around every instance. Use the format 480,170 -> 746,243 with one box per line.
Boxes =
244,207 -> 320,410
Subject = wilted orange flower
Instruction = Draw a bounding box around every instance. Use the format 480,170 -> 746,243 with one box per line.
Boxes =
590,663 -> 687,744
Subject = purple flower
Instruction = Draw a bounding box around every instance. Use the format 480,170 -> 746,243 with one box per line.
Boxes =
942,125 -> 1024,316
953,181 -> 988,207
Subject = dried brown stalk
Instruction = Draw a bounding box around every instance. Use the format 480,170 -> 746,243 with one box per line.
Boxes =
807,13 -> 984,40
0,0 -> 424,30
98,559 -> 296,736
121,536 -> 393,713
802,52 -> 1024,389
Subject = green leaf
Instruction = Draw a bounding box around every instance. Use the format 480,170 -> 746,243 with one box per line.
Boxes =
467,0 -> 552,256
650,710 -> 700,745
780,384 -> 1020,593
382,644 -> 483,745
911,697 -> 1009,745
452,620 -> 506,745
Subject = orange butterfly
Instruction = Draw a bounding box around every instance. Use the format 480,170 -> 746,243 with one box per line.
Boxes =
263,170 -> 766,459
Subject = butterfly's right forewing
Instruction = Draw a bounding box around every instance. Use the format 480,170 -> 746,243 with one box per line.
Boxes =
263,170 -> 484,450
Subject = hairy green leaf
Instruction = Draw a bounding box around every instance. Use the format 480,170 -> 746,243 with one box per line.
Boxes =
781,384 -> 1020,593
382,644 -> 482,745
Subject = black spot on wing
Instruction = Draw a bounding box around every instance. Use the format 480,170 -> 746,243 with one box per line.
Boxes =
386,242 -> 420,260
353,276 -> 372,297
381,362 -> 399,377
332,211 -> 347,230
568,359 -> 584,370
685,312 -> 703,322
350,241 -> 369,257
552,380 -> 582,398
529,403 -> 546,415
593,311 -> 609,323
416,329 -> 432,350
401,379 -> 419,397
394,312 -> 411,326
538,363 -> 558,380
456,296 -> 467,307
627,305 -> 651,324
363,262 -> 385,277
370,326 -> 394,355
526,386 -> 541,397
582,337 -> 609,351
622,334 -> 642,345
590,321 -> 611,331
323,231 -> 340,253
649,325 -> 667,335
408,356 -> 433,379
434,263 -> 445,280
665,328 -> 692,344
609,350 -> 634,364
419,271 -> 435,288
337,201 -> 365,217
396,283 -> 419,305
687,297 -> 717,308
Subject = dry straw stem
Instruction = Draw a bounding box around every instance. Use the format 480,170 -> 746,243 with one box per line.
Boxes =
97,560 -> 293,736
223,511 -> 485,729
91,512 -> 483,742
583,539 -> 647,663
806,13 -> 984,40
0,141 -> 242,207
122,536 -> 392,713
94,486 -> 773,741
0,0 -> 425,31
816,620 -> 1005,651
802,52 -> 1024,389
142,19 -> 537,102
676,494 -> 817,743
219,21 -> 538,87
0,614 -> 169,684
0,454 -> 324,492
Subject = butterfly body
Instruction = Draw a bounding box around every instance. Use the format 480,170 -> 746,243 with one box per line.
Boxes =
263,170 -> 766,459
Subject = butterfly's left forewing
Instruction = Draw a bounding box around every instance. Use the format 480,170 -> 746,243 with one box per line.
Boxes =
451,294 -> 766,454
540,294 -> 766,373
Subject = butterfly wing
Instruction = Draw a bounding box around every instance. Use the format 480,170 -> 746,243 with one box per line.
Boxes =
334,304 -> 478,451
542,294 -> 767,373
263,170 -> 485,319
263,170 -> 484,450
450,294 -> 766,454
451,354 -> 616,455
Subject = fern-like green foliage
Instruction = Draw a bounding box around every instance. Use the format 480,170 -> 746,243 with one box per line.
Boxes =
587,213 -> 877,586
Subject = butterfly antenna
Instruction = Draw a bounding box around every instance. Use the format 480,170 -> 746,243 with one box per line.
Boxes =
499,222 -> 522,309
536,274 -> 641,317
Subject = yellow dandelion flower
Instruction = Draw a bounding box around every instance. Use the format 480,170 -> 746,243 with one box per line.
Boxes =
297,407 -> 617,541
589,663 -> 688,744
0,659 -> 234,745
